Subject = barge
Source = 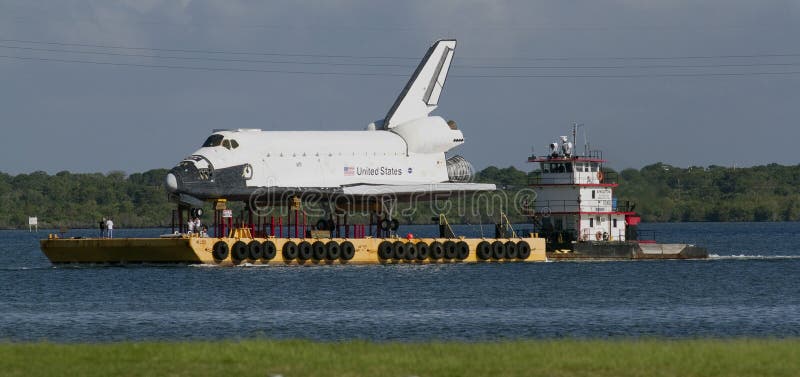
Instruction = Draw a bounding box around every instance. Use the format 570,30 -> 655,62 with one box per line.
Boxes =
40,231 -> 546,266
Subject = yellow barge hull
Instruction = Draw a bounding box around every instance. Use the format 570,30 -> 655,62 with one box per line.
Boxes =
40,236 -> 547,266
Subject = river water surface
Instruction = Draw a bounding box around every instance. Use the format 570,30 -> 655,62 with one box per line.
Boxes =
1,222 -> 798,342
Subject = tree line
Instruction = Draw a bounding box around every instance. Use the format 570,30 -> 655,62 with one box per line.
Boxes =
1,162 -> 798,229
472,163 -> 800,222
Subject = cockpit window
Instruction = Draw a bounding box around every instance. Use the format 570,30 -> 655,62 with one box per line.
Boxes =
202,134 -> 224,147
222,139 -> 231,149
230,139 -> 239,149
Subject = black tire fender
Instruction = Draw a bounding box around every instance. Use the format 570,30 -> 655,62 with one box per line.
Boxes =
416,242 -> 429,261
504,241 -> 518,259
404,242 -> 417,261
491,241 -> 505,260
325,241 -> 340,261
231,241 -> 248,262
517,241 -> 531,260
443,241 -> 457,259
312,241 -> 326,261
212,241 -> 229,261
262,240 -> 277,260
476,241 -> 491,260
247,240 -> 264,260
429,241 -> 444,260
455,241 -> 470,260
282,241 -> 298,260
297,241 -> 312,261
392,241 -> 405,260
378,241 -> 393,260
340,241 -> 356,261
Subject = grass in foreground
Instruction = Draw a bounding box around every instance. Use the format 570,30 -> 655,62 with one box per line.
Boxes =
1,339 -> 798,377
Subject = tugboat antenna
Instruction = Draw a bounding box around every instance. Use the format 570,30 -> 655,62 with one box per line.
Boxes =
572,122 -> 585,156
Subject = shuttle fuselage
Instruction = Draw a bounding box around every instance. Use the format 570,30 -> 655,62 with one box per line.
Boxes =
165,39 -> 493,204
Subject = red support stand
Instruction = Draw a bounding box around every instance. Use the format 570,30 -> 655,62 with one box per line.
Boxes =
270,216 -> 275,237
248,209 -> 254,237
177,208 -> 183,235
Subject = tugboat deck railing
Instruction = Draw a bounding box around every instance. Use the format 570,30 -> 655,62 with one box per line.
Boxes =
524,199 -> 637,214
529,171 -> 619,186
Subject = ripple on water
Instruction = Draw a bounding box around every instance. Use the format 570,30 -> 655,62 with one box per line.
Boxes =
1,223 -> 799,342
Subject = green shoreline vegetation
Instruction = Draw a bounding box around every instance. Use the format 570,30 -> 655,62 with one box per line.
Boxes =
1,339 -> 798,377
1,162 -> 799,229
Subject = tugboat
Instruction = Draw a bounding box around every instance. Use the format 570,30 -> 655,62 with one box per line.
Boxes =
526,125 -> 707,260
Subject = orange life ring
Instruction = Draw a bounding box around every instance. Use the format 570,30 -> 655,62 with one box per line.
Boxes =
595,231 -> 602,240
597,171 -> 604,182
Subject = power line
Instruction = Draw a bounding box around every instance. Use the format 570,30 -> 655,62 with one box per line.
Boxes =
459,53 -> 800,62
3,53 -> 800,78
0,44 -> 413,68
0,54 -> 409,77
3,44 -> 800,71
3,37 -> 800,62
452,71 -> 800,78
0,38 -> 419,60
457,62 -> 800,70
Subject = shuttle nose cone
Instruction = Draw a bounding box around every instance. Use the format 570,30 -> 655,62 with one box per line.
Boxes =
165,173 -> 179,192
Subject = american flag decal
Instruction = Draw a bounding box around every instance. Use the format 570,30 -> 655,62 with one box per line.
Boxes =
344,166 -> 354,176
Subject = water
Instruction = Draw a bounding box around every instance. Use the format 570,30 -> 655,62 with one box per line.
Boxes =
1,222 -> 799,342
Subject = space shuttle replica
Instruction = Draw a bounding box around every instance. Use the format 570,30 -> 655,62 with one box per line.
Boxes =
165,39 -> 493,208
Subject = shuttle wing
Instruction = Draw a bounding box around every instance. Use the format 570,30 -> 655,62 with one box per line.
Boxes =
244,183 -> 496,204
383,39 -> 456,129
341,183 -> 495,196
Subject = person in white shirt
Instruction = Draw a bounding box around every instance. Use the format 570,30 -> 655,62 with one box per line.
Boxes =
194,218 -> 202,237
187,219 -> 195,235
106,218 -> 114,239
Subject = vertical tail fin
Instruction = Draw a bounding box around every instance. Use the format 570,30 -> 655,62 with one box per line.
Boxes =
383,39 -> 456,129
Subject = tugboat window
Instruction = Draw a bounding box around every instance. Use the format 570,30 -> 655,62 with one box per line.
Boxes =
202,134 -> 224,147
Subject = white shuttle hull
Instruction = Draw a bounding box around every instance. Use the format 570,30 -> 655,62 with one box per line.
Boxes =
165,39 -> 495,205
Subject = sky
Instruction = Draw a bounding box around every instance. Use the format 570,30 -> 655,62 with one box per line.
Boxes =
1,0 -> 799,175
